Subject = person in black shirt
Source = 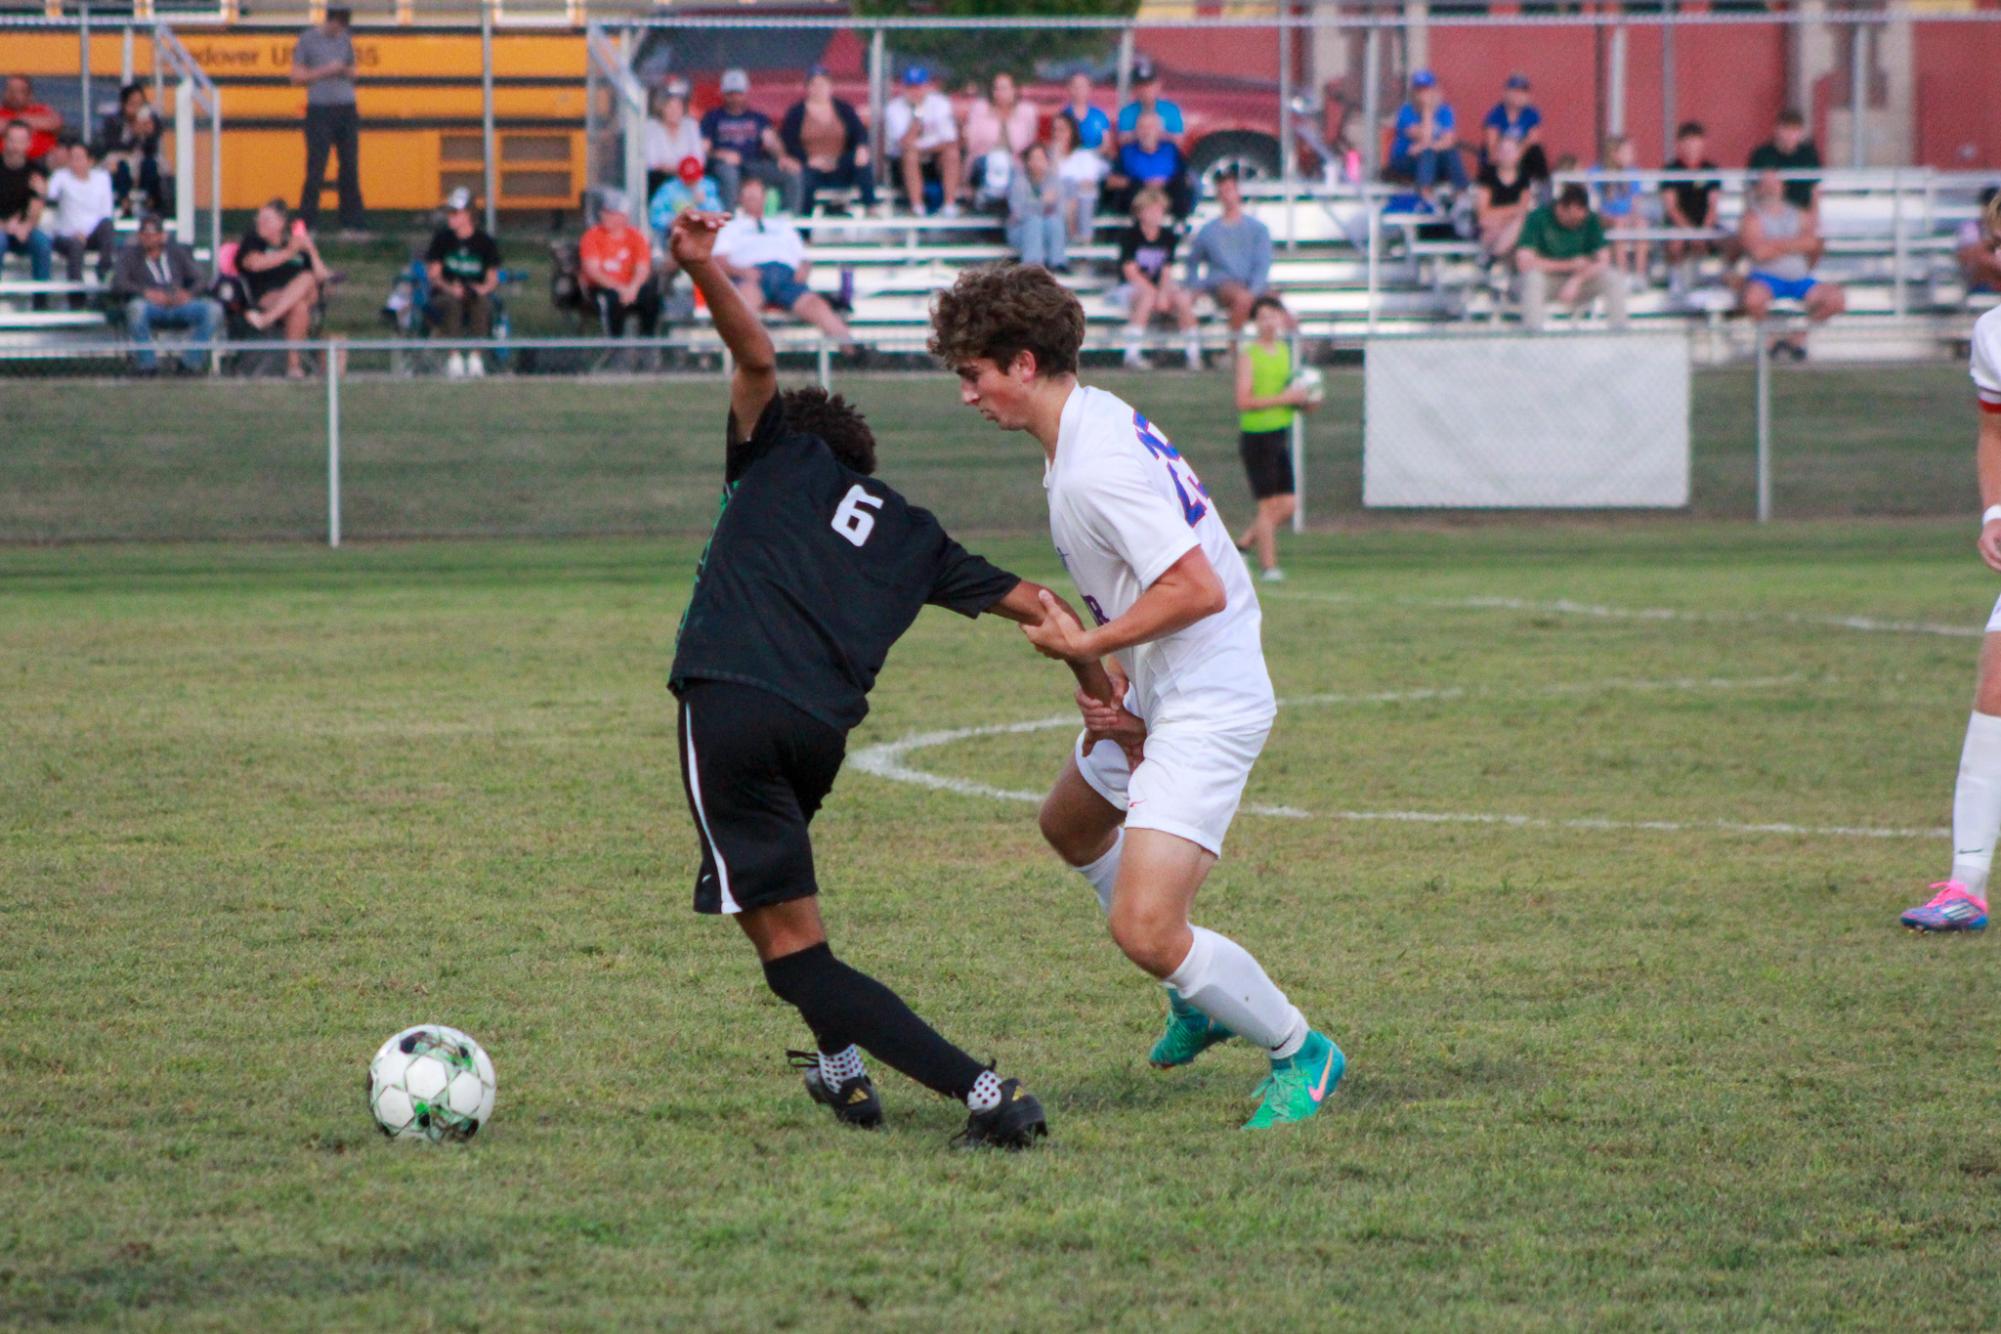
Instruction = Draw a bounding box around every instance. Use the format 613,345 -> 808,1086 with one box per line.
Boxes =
236,198 -> 330,379
0,121 -> 53,304
1747,109 -> 1822,213
1473,133 -> 1534,262
1661,120 -> 1723,278
664,209 -> 1130,1149
424,187 -> 501,376
1117,186 -> 1199,368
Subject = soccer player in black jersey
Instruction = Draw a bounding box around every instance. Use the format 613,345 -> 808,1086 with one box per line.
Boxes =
665,211 -> 1123,1148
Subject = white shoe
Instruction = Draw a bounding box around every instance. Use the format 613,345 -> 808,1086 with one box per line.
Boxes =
1184,340 -> 1203,370
1123,345 -> 1145,369
1260,566 -> 1287,583
445,350 -> 466,379
466,351 -> 486,378
939,201 -> 962,219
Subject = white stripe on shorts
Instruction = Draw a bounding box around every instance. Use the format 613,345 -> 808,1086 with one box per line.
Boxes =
682,701 -> 741,914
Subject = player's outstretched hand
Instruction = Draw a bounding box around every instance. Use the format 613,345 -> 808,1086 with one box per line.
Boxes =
1020,588 -> 1095,664
1979,518 -> 2001,574
669,210 -> 730,268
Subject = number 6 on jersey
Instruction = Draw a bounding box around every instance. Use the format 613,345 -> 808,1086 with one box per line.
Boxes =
832,484 -> 884,547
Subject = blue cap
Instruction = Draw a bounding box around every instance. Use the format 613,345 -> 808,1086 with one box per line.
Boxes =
902,64 -> 930,86
1410,68 -> 1437,89
1505,73 -> 1531,90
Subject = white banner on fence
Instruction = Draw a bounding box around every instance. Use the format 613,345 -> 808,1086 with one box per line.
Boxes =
1363,334 -> 1691,508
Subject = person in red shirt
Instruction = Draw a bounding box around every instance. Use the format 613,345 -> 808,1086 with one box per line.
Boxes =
578,189 -> 661,339
2,76 -> 63,165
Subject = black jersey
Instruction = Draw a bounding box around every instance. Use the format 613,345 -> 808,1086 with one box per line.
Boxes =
669,396 -> 1020,732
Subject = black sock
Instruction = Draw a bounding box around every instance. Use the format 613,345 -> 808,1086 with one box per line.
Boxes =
762,943 -> 985,1101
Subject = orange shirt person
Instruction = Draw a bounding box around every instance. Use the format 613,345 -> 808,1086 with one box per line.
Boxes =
578,190 -> 661,338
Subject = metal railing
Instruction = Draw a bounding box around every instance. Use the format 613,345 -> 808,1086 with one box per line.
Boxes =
152,22 -> 221,261
584,20 -> 647,217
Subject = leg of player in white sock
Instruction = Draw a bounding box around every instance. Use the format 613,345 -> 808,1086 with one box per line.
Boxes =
1164,924 -> 1307,1057
1074,828 -> 1124,915
1949,710 -> 2001,900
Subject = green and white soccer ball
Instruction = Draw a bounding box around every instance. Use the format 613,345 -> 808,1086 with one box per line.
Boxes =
1288,365 -> 1326,405
367,1024 -> 496,1143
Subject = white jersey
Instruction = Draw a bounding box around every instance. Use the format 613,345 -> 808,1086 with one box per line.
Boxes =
1974,305 -> 2001,413
1046,384 -> 1276,730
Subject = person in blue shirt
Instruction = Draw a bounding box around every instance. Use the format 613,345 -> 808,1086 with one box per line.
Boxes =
1061,71 -> 1112,155
1107,110 -> 1192,219
1115,59 -> 1185,148
1388,69 -> 1467,199
1481,73 -> 1548,183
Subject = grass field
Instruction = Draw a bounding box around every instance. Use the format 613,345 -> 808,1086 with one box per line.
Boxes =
6,517 -> 2001,1328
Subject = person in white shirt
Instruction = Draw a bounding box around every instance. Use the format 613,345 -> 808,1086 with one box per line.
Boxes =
45,137 -> 117,304
928,263 -> 1345,1131
709,177 -> 860,353
1050,113 -> 1107,241
882,64 -> 962,216
1898,299 -> 2001,935
643,78 -> 705,204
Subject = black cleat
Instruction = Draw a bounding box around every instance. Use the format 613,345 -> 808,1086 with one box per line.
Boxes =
951,1077 -> 1047,1151
788,1050 -> 883,1129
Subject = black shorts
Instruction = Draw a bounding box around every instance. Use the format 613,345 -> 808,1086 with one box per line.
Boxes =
676,680 -> 847,915
1239,428 -> 1295,500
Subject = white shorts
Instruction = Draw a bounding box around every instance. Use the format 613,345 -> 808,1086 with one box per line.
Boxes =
1074,717 -> 1271,858
1987,594 -> 2001,634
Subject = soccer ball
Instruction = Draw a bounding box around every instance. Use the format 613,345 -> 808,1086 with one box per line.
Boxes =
1288,365 -> 1326,405
366,1024 -> 496,1143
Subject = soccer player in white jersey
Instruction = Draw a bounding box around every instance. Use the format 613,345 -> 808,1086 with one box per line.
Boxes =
1901,260 -> 2001,932
930,264 -> 1344,1128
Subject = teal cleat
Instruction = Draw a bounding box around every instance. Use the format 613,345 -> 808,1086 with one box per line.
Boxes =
1243,1030 -> 1344,1130
1148,987 -> 1235,1069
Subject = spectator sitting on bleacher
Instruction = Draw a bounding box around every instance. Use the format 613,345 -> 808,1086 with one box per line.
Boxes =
1474,133 -> 1534,264
1006,142 -> 1068,272
650,154 -> 724,239
1389,70 -> 1467,201
1955,186 -> 2000,296
1516,183 -> 1628,331
1117,186 -> 1200,369
781,67 -> 877,217
1738,168 -> 1844,361
237,198 -> 331,380
1060,72 -> 1112,155
965,71 -> 1041,207
710,175 -> 863,357
702,68 -> 803,215
2,77 -> 61,166
1481,74 -> 1548,185
1183,168 -> 1272,332
885,65 -> 962,216
99,83 -> 167,216
1108,112 -> 1192,220
113,212 -> 221,375
1748,109 -> 1821,214
0,121 -> 54,307
1116,59 -> 1183,149
579,189 -> 661,340
644,79 -> 704,205
1661,120 -> 1722,290
426,187 -> 502,378
1050,113 -> 1106,239
1591,134 -> 1648,289
46,138 -> 115,309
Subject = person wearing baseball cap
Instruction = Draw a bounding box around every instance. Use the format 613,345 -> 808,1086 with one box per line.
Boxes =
700,66 -> 804,214
579,187 -> 662,341
649,153 -> 725,240
645,76 -> 704,203
424,186 -> 502,377
1390,67 -> 1467,199
1481,72 -> 1548,183
883,63 -> 962,214
1116,56 -> 1184,148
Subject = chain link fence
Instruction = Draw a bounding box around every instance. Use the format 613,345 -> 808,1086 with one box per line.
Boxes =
0,325 -> 1980,545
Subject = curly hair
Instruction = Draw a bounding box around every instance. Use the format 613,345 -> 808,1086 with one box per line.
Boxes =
928,263 -> 1086,379
780,386 -> 876,475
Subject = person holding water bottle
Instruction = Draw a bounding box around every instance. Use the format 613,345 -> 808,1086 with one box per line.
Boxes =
1233,294 -> 1318,583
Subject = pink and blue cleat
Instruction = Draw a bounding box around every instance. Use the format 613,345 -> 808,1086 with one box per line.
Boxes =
1900,881 -> 1988,933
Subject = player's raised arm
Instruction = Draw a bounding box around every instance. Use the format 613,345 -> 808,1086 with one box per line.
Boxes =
670,210 -> 777,431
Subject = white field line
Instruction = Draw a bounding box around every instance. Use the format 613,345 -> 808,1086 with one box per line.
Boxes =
846,677 -> 1947,842
1262,590 -> 1984,640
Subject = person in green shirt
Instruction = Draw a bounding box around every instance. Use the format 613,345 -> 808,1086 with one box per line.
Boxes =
1516,183 -> 1628,331
1232,295 -> 1319,582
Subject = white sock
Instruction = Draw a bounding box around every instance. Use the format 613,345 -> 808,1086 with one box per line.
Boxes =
1073,829 -> 1124,915
819,1045 -> 865,1086
1164,925 -> 1308,1058
1950,711 -> 2001,901
966,1069 -> 1003,1112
